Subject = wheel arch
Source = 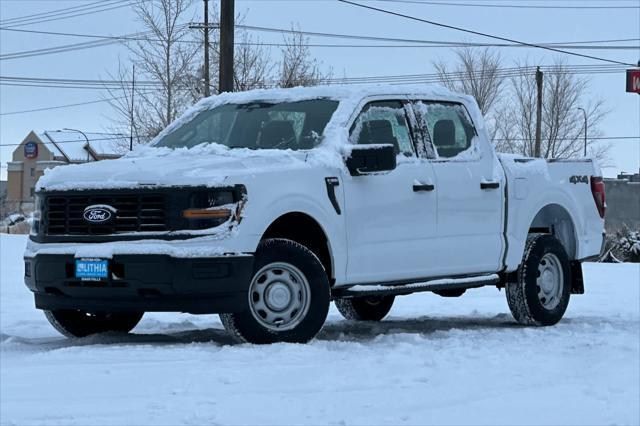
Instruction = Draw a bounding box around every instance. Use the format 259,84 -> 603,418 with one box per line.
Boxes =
260,212 -> 335,283
528,203 -> 578,260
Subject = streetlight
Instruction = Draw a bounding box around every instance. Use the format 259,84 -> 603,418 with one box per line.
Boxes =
62,128 -> 90,161
577,108 -> 587,157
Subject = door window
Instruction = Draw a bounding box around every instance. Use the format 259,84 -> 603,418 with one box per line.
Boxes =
414,101 -> 476,159
350,101 -> 415,157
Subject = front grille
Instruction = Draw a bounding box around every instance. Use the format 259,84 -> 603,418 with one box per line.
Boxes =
45,194 -> 168,235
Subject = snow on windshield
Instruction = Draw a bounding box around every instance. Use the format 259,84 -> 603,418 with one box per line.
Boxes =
154,99 -> 339,151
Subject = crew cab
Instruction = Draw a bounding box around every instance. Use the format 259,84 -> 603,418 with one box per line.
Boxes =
25,85 -> 606,344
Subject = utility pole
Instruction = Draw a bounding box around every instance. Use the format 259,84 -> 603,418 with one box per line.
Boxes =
203,0 -> 210,97
189,0 -> 215,97
130,64 -> 135,151
577,107 -> 587,157
534,66 -> 543,158
219,0 -> 234,93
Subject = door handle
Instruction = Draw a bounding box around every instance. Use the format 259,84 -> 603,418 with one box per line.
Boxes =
480,181 -> 500,190
413,183 -> 435,192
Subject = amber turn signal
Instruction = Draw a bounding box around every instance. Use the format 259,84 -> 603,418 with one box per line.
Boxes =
182,208 -> 232,219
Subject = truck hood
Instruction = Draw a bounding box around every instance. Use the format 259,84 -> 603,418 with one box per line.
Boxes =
37,144 -> 320,191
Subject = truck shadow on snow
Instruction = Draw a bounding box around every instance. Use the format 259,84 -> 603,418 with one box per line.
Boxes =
2,313 -> 536,350
317,314 -> 521,342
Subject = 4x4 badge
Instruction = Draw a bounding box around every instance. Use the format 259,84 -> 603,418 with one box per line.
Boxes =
569,175 -> 588,184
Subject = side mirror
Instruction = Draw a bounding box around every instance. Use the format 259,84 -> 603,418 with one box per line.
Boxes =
345,144 -> 397,176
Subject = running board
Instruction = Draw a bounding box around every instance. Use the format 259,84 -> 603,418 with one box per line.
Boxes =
332,274 -> 500,299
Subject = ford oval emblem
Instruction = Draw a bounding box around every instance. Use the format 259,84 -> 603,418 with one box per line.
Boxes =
83,205 -> 117,224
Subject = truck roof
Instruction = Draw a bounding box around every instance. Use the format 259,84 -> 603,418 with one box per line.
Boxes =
200,83 -> 470,105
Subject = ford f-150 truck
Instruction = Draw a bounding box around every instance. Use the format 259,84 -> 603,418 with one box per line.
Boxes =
25,85 -> 606,344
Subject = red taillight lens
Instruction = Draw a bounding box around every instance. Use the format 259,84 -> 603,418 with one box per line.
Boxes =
590,176 -> 606,219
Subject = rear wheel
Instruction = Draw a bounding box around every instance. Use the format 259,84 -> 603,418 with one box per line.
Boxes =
335,296 -> 395,321
506,234 -> 572,326
220,238 -> 330,344
44,310 -> 143,338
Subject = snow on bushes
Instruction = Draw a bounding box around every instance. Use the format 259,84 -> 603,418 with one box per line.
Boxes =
602,226 -> 640,263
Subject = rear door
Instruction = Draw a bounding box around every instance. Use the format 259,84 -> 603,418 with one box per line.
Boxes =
411,100 -> 504,275
342,99 -> 438,284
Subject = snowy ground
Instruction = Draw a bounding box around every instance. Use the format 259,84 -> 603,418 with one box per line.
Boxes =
1,234 -> 638,426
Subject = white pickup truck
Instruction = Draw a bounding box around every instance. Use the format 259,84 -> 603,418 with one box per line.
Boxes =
25,85 -> 606,344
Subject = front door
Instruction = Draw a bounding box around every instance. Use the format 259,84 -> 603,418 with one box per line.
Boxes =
342,100 -> 438,284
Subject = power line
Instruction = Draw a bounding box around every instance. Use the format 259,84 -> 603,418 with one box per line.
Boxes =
1,1 -> 137,29
369,0 -> 640,9
0,27 -> 166,61
2,24 -> 638,62
0,0 -> 115,24
0,64 -> 628,91
0,65 -> 629,116
4,26 -> 638,47
0,92 -> 155,116
337,0 -> 637,67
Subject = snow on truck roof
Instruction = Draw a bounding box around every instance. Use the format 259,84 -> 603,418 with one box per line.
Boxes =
198,83 -> 470,103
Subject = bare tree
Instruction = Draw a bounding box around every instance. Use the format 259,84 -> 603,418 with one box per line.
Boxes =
278,26 -> 331,88
233,32 -> 274,91
434,47 -> 505,117
135,0 -> 198,133
496,60 -> 609,161
103,59 -> 147,152
107,3 -> 332,142
107,0 -> 198,142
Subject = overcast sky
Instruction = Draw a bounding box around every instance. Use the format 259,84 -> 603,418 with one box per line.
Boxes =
1,0 -> 638,180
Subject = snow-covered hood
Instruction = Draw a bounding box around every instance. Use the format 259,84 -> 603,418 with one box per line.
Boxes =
37,144 -> 326,191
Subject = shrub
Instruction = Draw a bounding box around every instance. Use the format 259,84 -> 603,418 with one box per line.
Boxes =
601,226 -> 640,263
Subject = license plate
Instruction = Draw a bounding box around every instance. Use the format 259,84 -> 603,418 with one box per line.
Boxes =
75,258 -> 109,281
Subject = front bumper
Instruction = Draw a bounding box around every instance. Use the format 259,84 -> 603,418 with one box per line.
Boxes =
24,253 -> 254,314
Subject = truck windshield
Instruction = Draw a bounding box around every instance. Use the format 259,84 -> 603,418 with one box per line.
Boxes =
154,99 -> 339,150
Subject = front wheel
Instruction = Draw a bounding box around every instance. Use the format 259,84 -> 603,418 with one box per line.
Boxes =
220,238 -> 330,344
44,310 -> 143,338
335,296 -> 395,321
506,234 -> 572,326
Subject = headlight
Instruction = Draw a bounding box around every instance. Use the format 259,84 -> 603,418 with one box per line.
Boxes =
181,187 -> 246,230
29,194 -> 41,236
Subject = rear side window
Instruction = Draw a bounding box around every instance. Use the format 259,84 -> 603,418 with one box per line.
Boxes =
349,101 -> 415,157
414,101 -> 476,159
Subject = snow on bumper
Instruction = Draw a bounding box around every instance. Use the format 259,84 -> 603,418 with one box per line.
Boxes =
24,231 -> 260,259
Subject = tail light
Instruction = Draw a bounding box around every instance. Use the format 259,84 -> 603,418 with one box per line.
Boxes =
590,176 -> 606,219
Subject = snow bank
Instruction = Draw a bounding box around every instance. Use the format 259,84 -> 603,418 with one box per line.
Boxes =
2,234 -> 638,425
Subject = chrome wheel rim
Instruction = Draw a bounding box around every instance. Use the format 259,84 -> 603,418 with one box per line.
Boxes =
248,262 -> 310,331
537,253 -> 564,310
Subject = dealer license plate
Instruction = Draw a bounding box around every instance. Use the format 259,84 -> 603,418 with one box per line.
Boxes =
75,258 -> 109,281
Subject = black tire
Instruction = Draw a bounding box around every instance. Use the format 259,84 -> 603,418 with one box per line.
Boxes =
506,234 -> 572,326
220,238 -> 330,344
334,296 -> 395,321
44,310 -> 143,338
